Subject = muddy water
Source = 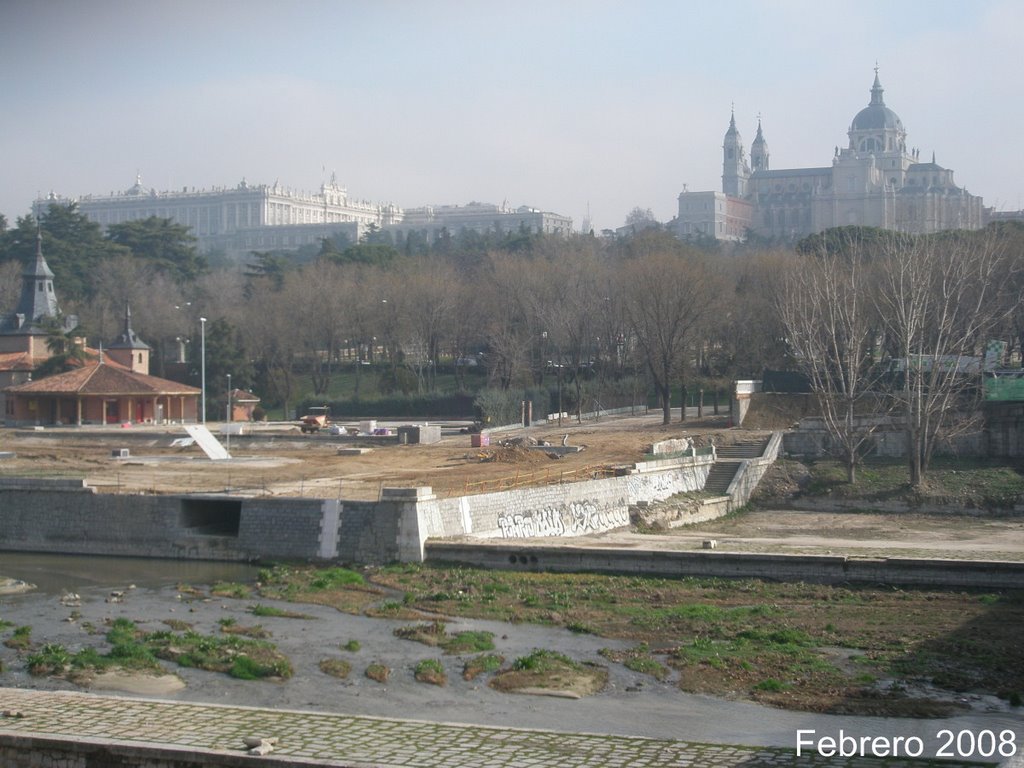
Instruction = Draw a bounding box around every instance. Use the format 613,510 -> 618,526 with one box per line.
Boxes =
0,552 -> 259,595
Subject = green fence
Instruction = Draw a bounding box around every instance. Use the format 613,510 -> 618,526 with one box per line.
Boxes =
984,375 -> 1024,401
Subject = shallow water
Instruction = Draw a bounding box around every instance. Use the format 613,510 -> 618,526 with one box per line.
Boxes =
0,552 -> 259,595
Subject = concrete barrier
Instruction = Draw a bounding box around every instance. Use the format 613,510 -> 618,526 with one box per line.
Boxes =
425,541 -> 1024,589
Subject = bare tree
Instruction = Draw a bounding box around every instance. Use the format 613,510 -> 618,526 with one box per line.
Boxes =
623,250 -> 717,425
874,230 -> 1014,486
779,239 -> 887,482
241,278 -> 303,419
391,260 -> 460,392
0,260 -> 22,313
295,260 -> 347,395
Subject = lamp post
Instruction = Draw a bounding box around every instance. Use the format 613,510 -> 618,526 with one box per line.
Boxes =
226,373 -> 232,452
200,317 -> 207,424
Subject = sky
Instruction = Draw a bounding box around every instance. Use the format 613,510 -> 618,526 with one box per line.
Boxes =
2,0 -> 1023,233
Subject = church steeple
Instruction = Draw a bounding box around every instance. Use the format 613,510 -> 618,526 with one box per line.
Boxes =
751,117 -> 770,172
722,106 -> 750,197
106,304 -> 151,373
869,67 -> 885,106
0,228 -> 66,334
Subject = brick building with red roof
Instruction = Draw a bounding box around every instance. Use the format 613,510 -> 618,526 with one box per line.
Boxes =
1,237 -> 200,426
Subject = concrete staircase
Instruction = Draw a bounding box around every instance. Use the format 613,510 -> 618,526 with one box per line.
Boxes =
702,462 -> 740,495
703,438 -> 769,495
714,438 -> 768,460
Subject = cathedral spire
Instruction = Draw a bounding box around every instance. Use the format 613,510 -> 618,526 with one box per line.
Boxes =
722,105 -> 749,196
870,66 -> 885,106
751,115 -> 770,172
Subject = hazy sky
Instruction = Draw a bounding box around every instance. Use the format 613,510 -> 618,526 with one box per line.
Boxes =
2,0 -> 1022,232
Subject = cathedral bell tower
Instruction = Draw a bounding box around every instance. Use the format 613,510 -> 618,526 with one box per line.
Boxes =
751,118 -> 770,172
722,109 -> 750,197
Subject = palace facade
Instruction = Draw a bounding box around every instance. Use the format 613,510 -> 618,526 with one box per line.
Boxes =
35,175 -> 573,262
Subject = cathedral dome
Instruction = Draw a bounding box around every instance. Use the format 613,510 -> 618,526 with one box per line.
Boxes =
848,70 -> 906,153
851,71 -> 902,131
851,102 -> 903,132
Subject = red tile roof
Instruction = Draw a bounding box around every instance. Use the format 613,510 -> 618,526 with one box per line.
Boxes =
4,363 -> 201,396
0,351 -> 35,373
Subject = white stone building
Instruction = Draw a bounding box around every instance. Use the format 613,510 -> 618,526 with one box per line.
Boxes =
677,71 -> 987,242
36,176 -> 573,261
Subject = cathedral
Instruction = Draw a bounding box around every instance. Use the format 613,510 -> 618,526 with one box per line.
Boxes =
676,70 -> 987,242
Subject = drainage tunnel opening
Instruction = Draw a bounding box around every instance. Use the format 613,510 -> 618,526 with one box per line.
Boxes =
179,498 -> 242,536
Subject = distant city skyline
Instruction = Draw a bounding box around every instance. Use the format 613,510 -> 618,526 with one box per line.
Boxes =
2,0 -> 1022,233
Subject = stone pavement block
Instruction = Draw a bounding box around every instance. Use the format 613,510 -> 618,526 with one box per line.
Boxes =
0,688 -> 998,768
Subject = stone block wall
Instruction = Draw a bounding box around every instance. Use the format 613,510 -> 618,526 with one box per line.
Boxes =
0,488 -> 245,560
236,498 -> 332,560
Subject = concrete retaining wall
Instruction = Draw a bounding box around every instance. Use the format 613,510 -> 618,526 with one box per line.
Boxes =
0,451 -> 714,564
426,457 -> 713,541
726,432 -> 782,511
0,488 -> 249,561
783,419 -> 984,459
425,542 -> 1024,589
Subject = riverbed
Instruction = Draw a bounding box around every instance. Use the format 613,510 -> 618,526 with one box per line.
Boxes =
0,553 -> 1020,757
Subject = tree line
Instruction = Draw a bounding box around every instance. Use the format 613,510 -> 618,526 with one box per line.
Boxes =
3,204 -> 1023,488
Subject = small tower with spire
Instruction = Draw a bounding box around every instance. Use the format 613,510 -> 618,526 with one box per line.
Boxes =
0,229 -> 78,360
722,107 -> 750,197
751,116 -> 770,172
106,305 -> 151,374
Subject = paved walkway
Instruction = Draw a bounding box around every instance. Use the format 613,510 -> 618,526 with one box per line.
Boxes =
0,688 -> 999,767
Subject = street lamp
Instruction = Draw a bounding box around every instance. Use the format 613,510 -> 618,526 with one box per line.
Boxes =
226,373 -> 232,452
200,317 -> 207,424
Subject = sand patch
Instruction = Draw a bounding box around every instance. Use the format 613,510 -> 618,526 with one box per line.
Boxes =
88,669 -> 185,695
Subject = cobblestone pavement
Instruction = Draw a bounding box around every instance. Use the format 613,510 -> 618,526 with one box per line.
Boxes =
0,688 -> 1000,767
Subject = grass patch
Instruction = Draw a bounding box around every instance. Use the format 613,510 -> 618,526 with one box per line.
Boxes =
309,567 -> 365,590
463,653 -> 504,681
414,658 -> 447,686
257,564 -> 384,615
797,456 -> 1024,507
442,630 -> 496,654
342,639 -> 361,652
150,630 -> 292,679
319,658 -> 352,679
219,621 -> 270,639
492,649 -> 607,696
248,603 -> 314,620
365,662 -> 391,683
394,621 -> 495,654
4,625 -> 31,650
26,643 -> 71,675
211,581 -> 251,599
394,620 -> 447,646
248,561 -> 1024,716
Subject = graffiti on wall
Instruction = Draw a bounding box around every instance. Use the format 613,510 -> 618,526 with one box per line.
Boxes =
496,501 -> 629,539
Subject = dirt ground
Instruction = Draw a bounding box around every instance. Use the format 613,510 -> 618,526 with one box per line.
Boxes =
0,412 -> 746,500
4,413 -> 1024,561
